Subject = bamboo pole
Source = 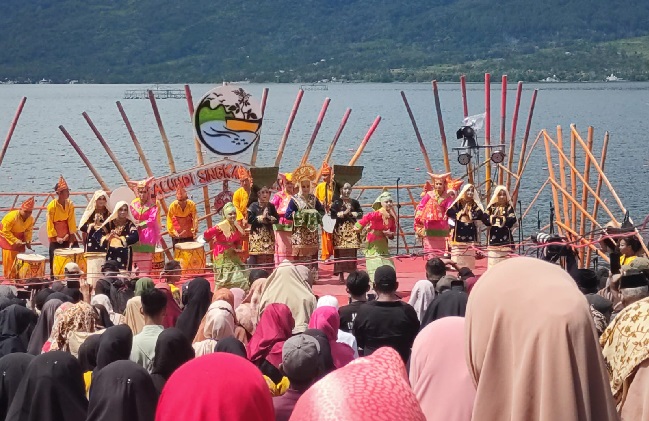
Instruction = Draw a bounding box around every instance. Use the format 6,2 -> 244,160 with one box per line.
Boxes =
274,89 -> 304,167
250,87 -> 269,166
460,75 -> 469,118
301,97 -> 331,165
484,73 -> 492,196
401,91 -> 434,174
506,82 -> 522,191
148,90 -> 176,174
0,97 -> 26,168
497,164 -> 519,181
586,132 -> 609,266
579,126 -> 594,267
117,101 -> 154,176
516,89 -> 538,176
498,75 -> 507,185
316,108 -> 352,180
556,126 -> 571,231
521,177 -> 550,221
82,112 -> 130,184
543,130 -> 564,236
556,220 -> 609,262
59,126 -> 110,191
548,178 -> 602,229
570,129 -> 577,233
348,116 -> 381,166
432,81 -> 451,173
183,85 -> 213,229
511,130 -> 542,205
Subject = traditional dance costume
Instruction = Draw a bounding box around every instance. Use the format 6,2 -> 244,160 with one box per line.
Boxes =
94,200 -> 139,271
247,168 -> 280,269
0,198 -> 35,280
331,192 -> 363,277
355,190 -> 396,284
166,184 -> 198,246
204,202 -> 248,290
414,172 -> 454,258
130,177 -> 161,275
270,172 -> 293,265
446,184 -> 483,270
482,185 -> 517,268
315,162 -> 334,260
47,176 -> 78,276
233,167 -> 252,260
79,190 -> 110,253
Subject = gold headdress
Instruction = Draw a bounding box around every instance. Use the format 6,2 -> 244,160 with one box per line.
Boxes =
292,164 -> 317,183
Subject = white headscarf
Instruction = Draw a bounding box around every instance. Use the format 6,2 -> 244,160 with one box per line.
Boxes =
100,200 -> 138,228
192,301 -> 236,357
448,184 -> 483,211
317,295 -> 340,309
486,185 -> 513,209
79,190 -> 109,227
408,280 -> 436,321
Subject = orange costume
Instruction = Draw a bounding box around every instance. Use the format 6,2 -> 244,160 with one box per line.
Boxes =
166,184 -> 198,246
0,198 -> 35,279
233,167 -> 252,259
315,163 -> 334,260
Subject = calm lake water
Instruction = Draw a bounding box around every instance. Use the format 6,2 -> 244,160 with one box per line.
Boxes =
1,82 -> 648,238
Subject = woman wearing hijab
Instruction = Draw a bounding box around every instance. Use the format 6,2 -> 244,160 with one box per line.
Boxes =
154,283 -> 181,328
247,303 -> 295,384
192,300 -> 236,357
6,351 -> 88,421
47,300 -> 98,352
88,360 -> 158,421
408,280 -> 436,322
214,336 -> 247,358
33,288 -> 54,312
231,288 -> 245,309
0,353 -> 34,420
157,354 -> 274,421
466,257 -> 618,421
0,304 -> 37,356
94,201 -> 139,271
122,277 -> 155,335
27,298 -> 62,355
315,295 -> 358,357
78,333 -> 102,394
419,289 -> 468,329
289,347 -> 425,421
307,306 -> 355,368
410,316 -> 475,421
482,185 -> 517,268
95,325 -> 133,372
79,190 -> 110,254
150,328 -> 194,394
175,278 -> 212,340
258,261 -> 316,333
91,293 -> 120,326
93,304 -> 113,329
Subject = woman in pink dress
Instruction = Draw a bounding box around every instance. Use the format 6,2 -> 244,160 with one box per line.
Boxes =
270,172 -> 294,265
129,177 -> 161,276
414,173 -> 454,258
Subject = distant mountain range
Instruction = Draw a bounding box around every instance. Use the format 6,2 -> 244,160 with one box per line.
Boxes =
2,0 -> 649,83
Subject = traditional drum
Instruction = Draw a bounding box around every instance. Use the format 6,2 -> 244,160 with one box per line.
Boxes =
174,241 -> 206,276
85,252 -> 106,287
450,243 -> 476,270
152,248 -> 165,274
53,248 -> 86,279
487,246 -> 511,268
16,254 -> 46,281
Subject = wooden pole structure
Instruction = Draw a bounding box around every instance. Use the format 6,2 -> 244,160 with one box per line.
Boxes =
82,112 -> 130,184
521,177 -> 550,221
401,91 -> 434,174
579,126 -> 595,267
542,130 -> 564,236
301,97 -> 331,165
498,75 -> 507,185
556,126 -> 571,231
586,132 -> 609,265
274,89 -> 304,167
316,108 -> 352,181
148,90 -> 176,174
431,81 -> 451,173
460,75 -> 469,118
117,101 -> 154,176
511,89 -> 538,204
250,87 -> 269,166
548,178 -> 602,229
506,82 -> 522,190
556,220 -> 609,262
59,126 -> 110,191
0,97 -> 26,168
570,129 -> 577,233
484,73 -> 492,196
511,130 -> 542,205
348,116 -> 381,166
183,85 -> 213,229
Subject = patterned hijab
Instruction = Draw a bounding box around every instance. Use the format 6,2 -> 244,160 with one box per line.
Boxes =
47,301 -> 98,352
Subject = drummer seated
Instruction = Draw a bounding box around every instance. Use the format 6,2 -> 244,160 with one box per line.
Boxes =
64,262 -> 83,280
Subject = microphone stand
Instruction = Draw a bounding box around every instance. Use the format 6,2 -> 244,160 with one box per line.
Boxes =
396,178 -> 401,255
517,200 -> 523,256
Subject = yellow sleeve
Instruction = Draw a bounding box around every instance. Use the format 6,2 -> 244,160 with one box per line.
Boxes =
190,201 -> 198,234
166,202 -> 178,236
233,189 -> 247,221
46,201 -> 57,238
24,217 -> 34,243
314,183 -> 325,202
67,200 -> 77,233
1,212 -> 20,244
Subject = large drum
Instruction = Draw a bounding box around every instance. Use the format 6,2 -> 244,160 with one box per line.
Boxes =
450,243 -> 476,270
152,248 -> 165,274
16,254 -> 46,281
174,242 -> 206,277
53,248 -> 87,279
487,246 -> 511,269
85,252 -> 106,287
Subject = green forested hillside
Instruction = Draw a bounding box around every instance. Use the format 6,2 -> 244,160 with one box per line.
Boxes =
1,0 -> 649,82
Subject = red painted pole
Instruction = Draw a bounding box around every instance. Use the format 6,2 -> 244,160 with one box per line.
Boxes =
511,88 -> 539,204
274,89 -> 304,167
485,73 -> 492,195
498,75 -> 507,185
301,97 -> 331,165
348,116 -> 381,166
460,75 -> 469,118
0,97 -> 27,168
432,81 -> 451,173
250,87 -> 270,166
317,108 -> 352,180
506,81 -> 523,191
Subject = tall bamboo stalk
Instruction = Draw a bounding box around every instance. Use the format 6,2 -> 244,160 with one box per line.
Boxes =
506,82 -> 523,191
148,90 -> 176,174
83,112 -> 130,184
432,81 -> 451,173
300,97 -> 330,165
586,132 -> 609,266
59,126 -> 110,191
250,87 -> 269,166
274,89 -> 304,167
543,130 -> 564,236
556,126 -> 570,231
0,97 -> 26,168
579,126 -> 594,267
316,108 -> 352,181
348,117 -> 381,166
402,91 -> 433,174
498,75 -> 507,185
484,73 -> 492,197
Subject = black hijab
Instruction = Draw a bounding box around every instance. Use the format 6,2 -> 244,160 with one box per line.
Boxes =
78,334 -> 102,373
175,278 -> 212,340
150,328 -> 194,394
101,277 -> 134,315
419,290 -> 468,329
0,305 -> 37,357
34,288 -> 54,311
51,281 -> 65,292
214,336 -> 247,358
5,351 -> 88,421
0,353 -> 34,420
62,287 -> 83,303
26,298 -> 63,355
95,325 -> 133,372
303,328 -> 334,376
93,304 -> 114,329
87,360 -> 158,421
44,292 -> 72,304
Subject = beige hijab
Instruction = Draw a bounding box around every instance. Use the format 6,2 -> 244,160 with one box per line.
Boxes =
448,183 -> 483,212
192,300 -> 236,357
79,190 -> 109,227
122,296 -> 145,335
485,184 -> 513,209
100,200 -> 138,228
466,257 -> 619,421
258,261 -> 316,333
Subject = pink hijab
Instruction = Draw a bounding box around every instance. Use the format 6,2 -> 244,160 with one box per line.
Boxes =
246,303 -> 294,367
410,316 -> 475,421
308,306 -> 354,369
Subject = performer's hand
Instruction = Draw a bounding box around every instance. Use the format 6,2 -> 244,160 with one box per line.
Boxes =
337,212 -> 344,218
257,215 -> 265,222
26,243 -> 32,250
56,237 -> 64,244
179,230 -> 188,237
351,212 -> 358,218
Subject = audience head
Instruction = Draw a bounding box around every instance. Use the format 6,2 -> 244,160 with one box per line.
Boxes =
374,265 -> 398,295
574,269 -> 599,295
620,236 -> 642,257
101,260 -> 121,276
96,325 -> 133,372
425,258 -> 446,285
435,275 -> 464,293
64,262 -> 83,280
249,269 -> 269,288
141,289 -> 167,325
345,271 -> 371,300
162,260 -> 182,285
619,269 -> 649,307
281,334 -> 322,391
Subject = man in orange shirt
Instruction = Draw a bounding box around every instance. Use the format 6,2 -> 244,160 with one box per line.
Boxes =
0,197 -> 35,280
315,163 -> 334,261
46,175 -> 78,277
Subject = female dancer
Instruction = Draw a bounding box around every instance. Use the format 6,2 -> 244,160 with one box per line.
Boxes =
79,190 -> 110,253
95,201 -> 139,271
130,177 -> 161,275
482,185 -> 517,267
204,202 -> 248,290
414,173 -> 454,258
446,184 -> 483,269
270,173 -> 294,265
331,182 -> 363,283
354,189 -> 396,284
248,184 -> 279,270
